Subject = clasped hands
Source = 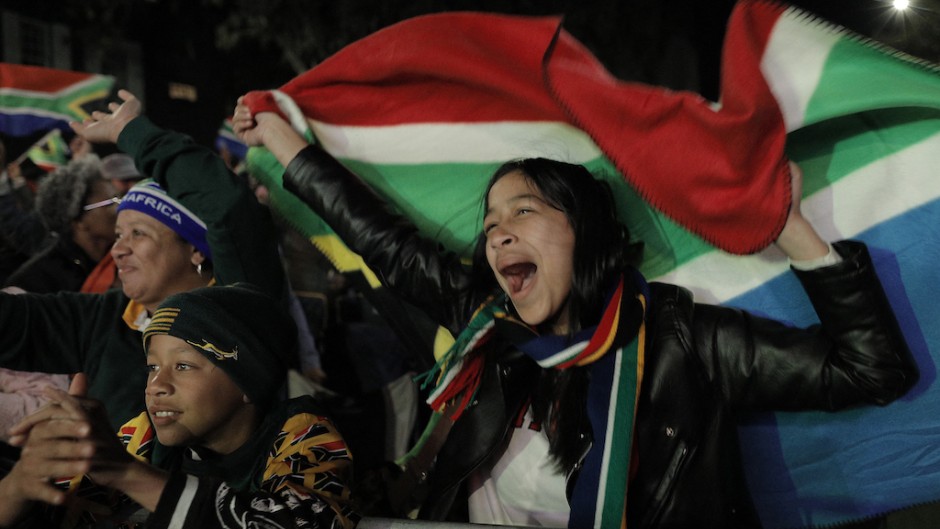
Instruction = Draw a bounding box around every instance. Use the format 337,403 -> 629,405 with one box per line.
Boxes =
0,374 -> 130,523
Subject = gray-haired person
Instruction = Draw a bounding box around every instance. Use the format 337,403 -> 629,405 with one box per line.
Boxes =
3,155 -> 119,294
100,152 -> 145,195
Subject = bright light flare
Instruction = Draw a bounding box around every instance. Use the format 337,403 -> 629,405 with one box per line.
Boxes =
892,0 -> 910,10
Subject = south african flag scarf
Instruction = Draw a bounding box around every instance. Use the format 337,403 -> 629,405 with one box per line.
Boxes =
417,271 -> 649,528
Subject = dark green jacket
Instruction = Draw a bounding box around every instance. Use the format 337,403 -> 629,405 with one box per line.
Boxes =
0,117 -> 286,428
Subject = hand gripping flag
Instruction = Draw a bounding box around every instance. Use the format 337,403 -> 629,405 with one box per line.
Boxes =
244,0 -> 940,526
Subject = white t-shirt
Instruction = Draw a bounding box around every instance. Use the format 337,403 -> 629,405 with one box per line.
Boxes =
467,404 -> 570,527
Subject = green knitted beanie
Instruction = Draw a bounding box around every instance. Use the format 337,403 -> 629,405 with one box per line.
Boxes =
143,283 -> 297,409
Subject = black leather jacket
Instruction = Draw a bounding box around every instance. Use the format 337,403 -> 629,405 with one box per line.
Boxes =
284,145 -> 918,528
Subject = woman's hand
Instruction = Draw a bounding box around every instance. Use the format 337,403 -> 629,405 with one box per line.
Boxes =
774,161 -> 830,261
8,373 -> 135,489
0,375 -> 100,522
69,89 -> 142,145
5,374 -> 168,514
0,421 -> 76,524
232,96 -> 309,167
232,97 -> 265,147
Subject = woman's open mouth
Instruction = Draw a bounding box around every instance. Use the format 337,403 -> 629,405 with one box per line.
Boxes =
500,262 -> 536,295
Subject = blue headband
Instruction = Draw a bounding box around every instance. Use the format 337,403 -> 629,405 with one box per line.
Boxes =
117,181 -> 212,260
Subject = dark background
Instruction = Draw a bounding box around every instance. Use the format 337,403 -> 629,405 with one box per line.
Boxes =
5,0 -> 939,149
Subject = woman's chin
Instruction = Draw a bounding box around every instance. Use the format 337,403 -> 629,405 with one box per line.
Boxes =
514,305 -> 549,328
516,303 -> 571,335
122,284 -> 140,301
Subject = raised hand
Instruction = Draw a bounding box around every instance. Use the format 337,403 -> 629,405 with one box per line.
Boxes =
70,89 -> 142,145
774,161 -> 830,261
232,96 -> 264,146
232,96 -> 309,167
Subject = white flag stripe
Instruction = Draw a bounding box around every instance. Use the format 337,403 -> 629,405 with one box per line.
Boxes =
653,132 -> 940,303
761,8 -> 841,132
310,119 -> 604,165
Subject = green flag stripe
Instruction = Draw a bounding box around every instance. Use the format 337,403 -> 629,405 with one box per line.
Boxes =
764,8 -> 940,132
788,109 -> 940,195
311,115 -> 749,276
802,37 -> 940,128
268,76 -> 940,293
308,119 -> 731,276
259,119 -> 938,300
342,155 -> 716,279
0,79 -> 113,121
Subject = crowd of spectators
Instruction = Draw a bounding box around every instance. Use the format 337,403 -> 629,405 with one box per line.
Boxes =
0,79 -> 922,528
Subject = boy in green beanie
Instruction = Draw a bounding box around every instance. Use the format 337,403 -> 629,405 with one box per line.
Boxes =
0,284 -> 359,529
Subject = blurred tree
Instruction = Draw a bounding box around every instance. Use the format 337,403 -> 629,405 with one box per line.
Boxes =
206,0 -> 447,74
202,0 -> 738,99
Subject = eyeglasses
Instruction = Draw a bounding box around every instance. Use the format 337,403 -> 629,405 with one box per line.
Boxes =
83,196 -> 121,211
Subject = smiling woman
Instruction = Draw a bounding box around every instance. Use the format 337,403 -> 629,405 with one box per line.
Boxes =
111,181 -> 210,312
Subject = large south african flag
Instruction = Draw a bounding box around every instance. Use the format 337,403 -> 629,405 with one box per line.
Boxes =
244,0 -> 940,526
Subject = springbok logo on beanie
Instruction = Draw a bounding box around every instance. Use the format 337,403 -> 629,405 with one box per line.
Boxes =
186,339 -> 238,361
117,180 -> 211,259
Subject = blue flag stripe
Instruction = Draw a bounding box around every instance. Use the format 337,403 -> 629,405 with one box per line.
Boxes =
733,197 -> 940,527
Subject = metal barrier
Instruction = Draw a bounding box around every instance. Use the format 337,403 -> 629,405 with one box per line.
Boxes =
359,518 -> 534,529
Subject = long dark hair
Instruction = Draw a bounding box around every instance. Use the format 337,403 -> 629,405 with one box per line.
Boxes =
471,158 -> 643,470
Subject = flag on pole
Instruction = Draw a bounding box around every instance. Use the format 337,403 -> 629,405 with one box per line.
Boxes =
243,0 -> 940,526
16,128 -> 70,172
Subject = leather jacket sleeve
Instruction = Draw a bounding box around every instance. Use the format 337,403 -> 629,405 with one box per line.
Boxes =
688,240 -> 918,411
283,145 -> 476,333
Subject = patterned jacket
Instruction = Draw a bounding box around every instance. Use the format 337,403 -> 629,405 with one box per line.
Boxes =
60,396 -> 359,529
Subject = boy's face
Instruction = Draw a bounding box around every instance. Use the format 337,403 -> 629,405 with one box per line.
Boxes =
145,334 -> 258,454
